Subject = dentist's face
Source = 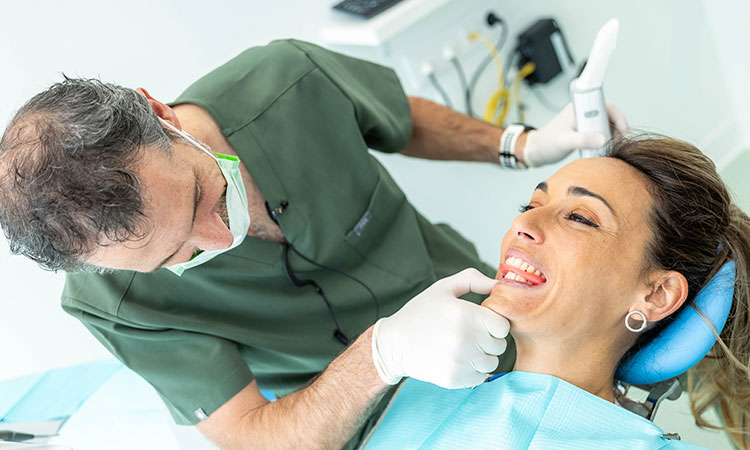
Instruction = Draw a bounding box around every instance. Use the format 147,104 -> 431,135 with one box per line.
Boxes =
482,157 -> 654,343
86,140 -> 233,272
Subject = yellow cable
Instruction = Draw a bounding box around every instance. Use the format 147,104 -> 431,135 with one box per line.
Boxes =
469,32 -> 504,86
469,32 -> 510,126
483,89 -> 510,126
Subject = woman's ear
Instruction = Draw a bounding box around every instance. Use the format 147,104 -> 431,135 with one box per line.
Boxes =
640,271 -> 689,322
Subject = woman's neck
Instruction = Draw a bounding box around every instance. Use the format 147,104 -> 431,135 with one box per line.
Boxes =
511,334 -> 620,402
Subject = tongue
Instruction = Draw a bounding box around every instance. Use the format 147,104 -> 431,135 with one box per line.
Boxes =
500,264 -> 546,285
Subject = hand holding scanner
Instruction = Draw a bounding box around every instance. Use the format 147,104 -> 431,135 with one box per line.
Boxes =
570,18 -> 619,158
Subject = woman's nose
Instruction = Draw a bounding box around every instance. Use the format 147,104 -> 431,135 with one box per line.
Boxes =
511,211 -> 544,244
191,211 -> 234,251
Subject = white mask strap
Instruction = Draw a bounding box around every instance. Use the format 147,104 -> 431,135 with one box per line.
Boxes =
157,117 -> 215,159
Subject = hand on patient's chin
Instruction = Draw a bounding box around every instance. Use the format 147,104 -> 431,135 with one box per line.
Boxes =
372,268 -> 511,389
481,289 -> 511,315
485,283 -> 508,301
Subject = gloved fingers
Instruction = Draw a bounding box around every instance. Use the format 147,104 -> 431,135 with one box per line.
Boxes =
561,131 -> 607,150
442,268 -> 499,297
444,366 -> 491,389
524,129 -> 578,169
605,102 -> 629,137
462,372 -> 490,389
470,353 -> 500,375
475,333 -> 508,356
551,102 -> 576,127
474,304 -> 511,339
582,132 -> 608,149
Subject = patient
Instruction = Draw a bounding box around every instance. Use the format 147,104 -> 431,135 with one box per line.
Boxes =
366,136 -> 750,450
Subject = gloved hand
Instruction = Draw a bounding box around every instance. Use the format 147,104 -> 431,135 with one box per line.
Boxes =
522,102 -> 629,168
371,268 -> 510,389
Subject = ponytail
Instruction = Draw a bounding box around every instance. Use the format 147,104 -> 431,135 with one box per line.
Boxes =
607,136 -> 750,448
689,204 -> 750,449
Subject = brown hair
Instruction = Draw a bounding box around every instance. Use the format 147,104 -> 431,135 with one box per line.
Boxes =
609,136 -> 750,448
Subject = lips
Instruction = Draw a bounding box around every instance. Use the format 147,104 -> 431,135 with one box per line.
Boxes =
500,254 -> 547,286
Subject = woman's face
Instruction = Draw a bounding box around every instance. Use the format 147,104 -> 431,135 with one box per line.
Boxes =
483,157 -> 655,342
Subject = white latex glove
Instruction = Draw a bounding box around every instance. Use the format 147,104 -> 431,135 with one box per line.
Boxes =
371,268 -> 510,389
522,102 -> 629,168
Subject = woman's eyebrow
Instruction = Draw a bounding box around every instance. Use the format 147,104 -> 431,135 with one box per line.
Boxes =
568,186 -> 617,216
534,181 -> 617,216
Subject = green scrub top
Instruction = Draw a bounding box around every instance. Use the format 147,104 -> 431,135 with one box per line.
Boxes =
61,39 -> 507,446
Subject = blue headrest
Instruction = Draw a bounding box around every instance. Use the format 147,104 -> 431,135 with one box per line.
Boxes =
616,261 -> 735,385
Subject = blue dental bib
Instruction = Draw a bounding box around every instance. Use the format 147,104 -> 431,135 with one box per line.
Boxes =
365,372 -> 705,449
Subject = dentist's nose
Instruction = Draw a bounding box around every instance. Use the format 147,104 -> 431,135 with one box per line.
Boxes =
191,212 -> 234,251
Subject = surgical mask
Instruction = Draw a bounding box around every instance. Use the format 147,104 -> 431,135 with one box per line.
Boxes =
158,118 -> 251,276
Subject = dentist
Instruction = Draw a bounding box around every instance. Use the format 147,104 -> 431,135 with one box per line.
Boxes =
0,40 -> 625,449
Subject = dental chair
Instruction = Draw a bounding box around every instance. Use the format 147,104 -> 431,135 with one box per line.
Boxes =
614,261 -> 735,422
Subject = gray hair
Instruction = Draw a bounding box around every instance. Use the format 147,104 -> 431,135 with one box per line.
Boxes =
0,76 -> 174,272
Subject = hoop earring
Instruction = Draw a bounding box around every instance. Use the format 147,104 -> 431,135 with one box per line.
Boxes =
625,310 -> 648,333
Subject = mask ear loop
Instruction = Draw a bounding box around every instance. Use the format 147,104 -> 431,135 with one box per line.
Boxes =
158,116 -> 249,276
157,117 -> 217,161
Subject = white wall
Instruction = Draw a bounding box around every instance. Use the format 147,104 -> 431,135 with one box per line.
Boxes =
370,0 -> 746,267
702,0 -> 750,169
0,0 -> 328,380
0,1 -> 745,448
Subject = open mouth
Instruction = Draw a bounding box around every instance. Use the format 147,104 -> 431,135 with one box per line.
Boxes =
499,256 -> 547,286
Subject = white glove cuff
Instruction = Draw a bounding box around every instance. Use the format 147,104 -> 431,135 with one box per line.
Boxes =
371,318 -> 403,385
521,130 -> 540,168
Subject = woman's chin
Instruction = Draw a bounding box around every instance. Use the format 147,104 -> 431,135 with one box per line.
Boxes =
482,286 -> 514,316
482,283 -> 542,322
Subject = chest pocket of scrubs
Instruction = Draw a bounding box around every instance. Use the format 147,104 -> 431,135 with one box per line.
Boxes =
344,176 -> 434,284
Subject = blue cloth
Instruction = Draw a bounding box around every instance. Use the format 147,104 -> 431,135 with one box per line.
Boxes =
366,372 -> 705,450
0,360 -> 122,423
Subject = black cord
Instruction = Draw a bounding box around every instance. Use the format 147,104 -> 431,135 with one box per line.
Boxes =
467,16 -> 509,118
288,243 -> 381,322
485,20 -> 575,119
427,72 -> 453,109
282,242 -> 350,346
267,200 -> 382,346
450,57 -> 470,115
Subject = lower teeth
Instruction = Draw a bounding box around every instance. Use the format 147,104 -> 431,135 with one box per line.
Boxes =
505,272 -> 529,283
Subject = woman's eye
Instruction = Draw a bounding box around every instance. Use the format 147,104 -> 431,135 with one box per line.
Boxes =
519,205 -> 599,229
566,212 -> 599,228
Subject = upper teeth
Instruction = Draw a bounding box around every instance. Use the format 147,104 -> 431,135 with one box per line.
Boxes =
504,256 -> 546,280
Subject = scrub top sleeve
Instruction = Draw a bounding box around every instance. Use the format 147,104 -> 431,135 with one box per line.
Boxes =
67,307 -> 254,425
286,40 -> 413,154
